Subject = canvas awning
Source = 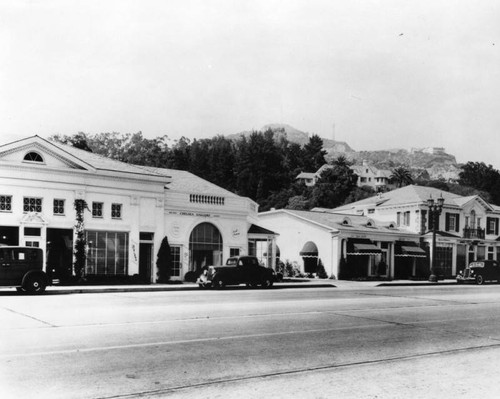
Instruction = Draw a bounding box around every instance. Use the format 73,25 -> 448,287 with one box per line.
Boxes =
300,241 -> 318,257
395,242 -> 427,258
346,239 -> 382,256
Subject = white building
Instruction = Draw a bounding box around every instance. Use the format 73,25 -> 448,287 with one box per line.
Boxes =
0,136 -> 276,283
260,185 -> 500,280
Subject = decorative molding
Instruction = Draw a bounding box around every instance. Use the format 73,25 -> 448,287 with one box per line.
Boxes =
20,212 -> 48,225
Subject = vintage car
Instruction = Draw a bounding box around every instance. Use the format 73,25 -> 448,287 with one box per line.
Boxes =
456,260 -> 500,285
196,256 -> 276,289
0,246 -> 49,294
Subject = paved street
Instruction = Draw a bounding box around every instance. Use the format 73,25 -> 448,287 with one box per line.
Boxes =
2,284 -> 500,398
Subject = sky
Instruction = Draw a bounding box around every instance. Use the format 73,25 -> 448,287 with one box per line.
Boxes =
1,0 -> 499,168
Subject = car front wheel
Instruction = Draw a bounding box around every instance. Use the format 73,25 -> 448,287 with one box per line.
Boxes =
23,274 -> 47,294
476,274 -> 484,285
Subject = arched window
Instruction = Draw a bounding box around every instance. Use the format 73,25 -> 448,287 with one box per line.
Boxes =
189,223 -> 223,271
23,152 -> 44,163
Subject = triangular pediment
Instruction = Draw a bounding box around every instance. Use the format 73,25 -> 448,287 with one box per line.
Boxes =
20,212 -> 48,225
460,196 -> 493,213
0,136 -> 95,172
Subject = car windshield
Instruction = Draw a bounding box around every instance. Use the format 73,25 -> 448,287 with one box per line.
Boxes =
226,258 -> 238,266
469,262 -> 484,268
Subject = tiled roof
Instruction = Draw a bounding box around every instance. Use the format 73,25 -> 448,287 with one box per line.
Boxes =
333,185 -> 467,211
138,166 -> 240,197
48,139 -> 240,197
4,136 -> 241,197
264,209 -> 411,234
50,139 -> 164,177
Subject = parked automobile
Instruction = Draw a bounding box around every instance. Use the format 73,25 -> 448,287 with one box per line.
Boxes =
0,246 -> 49,294
456,260 -> 500,285
197,256 -> 276,289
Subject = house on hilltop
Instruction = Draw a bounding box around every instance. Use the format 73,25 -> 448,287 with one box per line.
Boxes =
296,161 -> 391,191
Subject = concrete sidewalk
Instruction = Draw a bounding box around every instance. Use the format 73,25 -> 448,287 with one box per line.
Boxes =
0,278 -> 458,295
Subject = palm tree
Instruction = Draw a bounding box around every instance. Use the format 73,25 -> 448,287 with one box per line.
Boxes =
390,167 -> 414,188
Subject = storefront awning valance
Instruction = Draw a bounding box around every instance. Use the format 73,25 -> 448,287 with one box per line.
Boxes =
346,239 -> 382,256
300,241 -> 318,257
395,242 -> 427,258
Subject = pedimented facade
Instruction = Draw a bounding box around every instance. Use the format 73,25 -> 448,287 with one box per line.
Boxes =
0,136 -> 276,283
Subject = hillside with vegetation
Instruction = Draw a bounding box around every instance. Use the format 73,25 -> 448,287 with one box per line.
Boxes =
50,128 -> 500,209
234,124 -> 460,181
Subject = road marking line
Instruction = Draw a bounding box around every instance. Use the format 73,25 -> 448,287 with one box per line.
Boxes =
0,323 -> 385,358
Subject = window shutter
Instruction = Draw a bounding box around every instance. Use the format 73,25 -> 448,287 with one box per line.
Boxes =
455,213 -> 460,233
487,217 -> 493,234
496,218 -> 499,236
445,213 -> 450,231
421,209 -> 427,232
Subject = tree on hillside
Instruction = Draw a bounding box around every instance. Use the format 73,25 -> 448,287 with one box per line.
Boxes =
332,155 -> 351,168
458,162 -> 500,204
188,139 -> 210,179
459,162 -> 500,191
390,167 -> 414,188
302,134 -> 327,172
167,137 -> 191,170
234,130 -> 288,203
206,135 -> 237,191
310,158 -> 358,208
344,185 -> 376,204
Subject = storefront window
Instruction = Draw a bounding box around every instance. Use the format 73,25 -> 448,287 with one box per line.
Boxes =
435,244 -> 453,277
230,248 -> 240,257
189,223 -> 223,271
86,231 -> 128,275
170,246 -> 181,277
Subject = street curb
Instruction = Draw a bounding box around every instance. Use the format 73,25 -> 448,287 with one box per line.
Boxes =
376,281 -> 457,287
0,280 -> 460,295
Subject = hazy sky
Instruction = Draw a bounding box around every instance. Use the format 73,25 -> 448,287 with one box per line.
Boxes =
1,0 -> 499,167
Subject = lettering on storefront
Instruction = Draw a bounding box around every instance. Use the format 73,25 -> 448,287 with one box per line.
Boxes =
168,211 -> 220,218
131,240 -> 138,264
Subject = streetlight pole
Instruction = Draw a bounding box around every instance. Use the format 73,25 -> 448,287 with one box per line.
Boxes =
427,195 -> 444,282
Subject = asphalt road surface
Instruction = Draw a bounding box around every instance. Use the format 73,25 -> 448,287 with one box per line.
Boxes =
2,284 -> 500,398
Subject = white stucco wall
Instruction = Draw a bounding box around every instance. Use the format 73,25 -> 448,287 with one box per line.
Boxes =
258,212 -> 338,277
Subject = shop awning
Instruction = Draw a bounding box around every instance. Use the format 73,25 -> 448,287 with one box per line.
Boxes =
300,241 -> 318,257
395,242 -> 427,258
346,240 -> 382,256
248,224 -> 277,235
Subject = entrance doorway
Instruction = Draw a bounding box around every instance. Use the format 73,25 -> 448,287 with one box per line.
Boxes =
189,223 -> 223,273
139,232 -> 154,283
47,228 -> 73,283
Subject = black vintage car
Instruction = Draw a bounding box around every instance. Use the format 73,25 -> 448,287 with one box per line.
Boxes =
0,246 -> 49,293
197,256 -> 276,289
456,260 -> 500,285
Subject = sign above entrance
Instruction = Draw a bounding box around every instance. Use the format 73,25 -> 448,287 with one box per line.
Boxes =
168,211 -> 220,218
